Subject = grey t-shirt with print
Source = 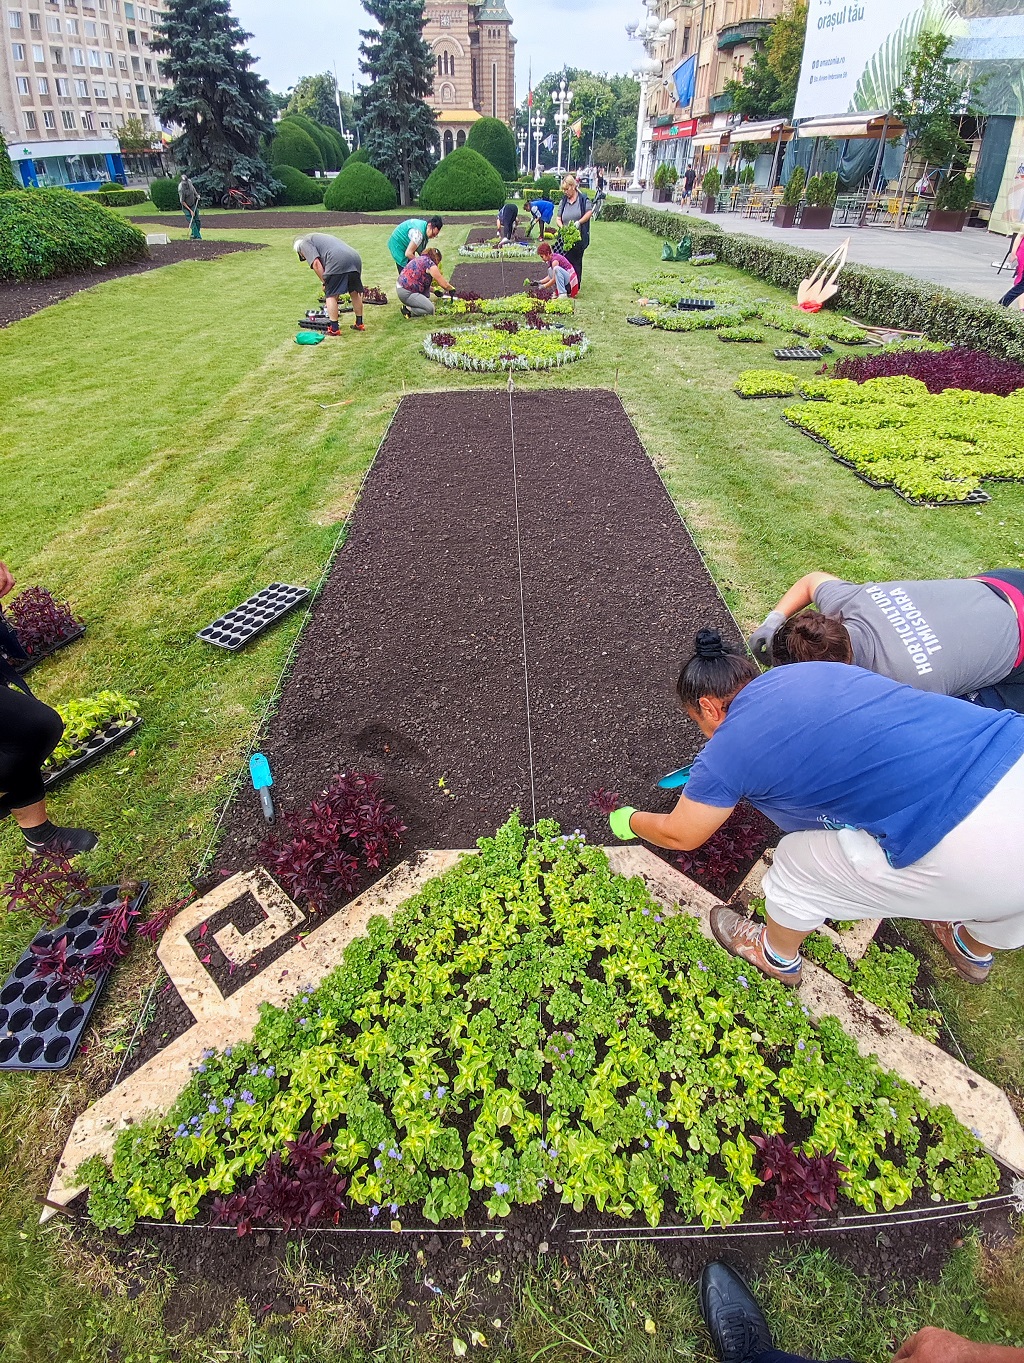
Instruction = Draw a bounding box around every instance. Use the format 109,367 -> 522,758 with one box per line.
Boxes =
813,577 -> 1019,695
298,234 -> 361,278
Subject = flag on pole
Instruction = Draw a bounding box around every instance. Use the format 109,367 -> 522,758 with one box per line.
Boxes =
673,54 -> 697,109
569,117 -> 584,139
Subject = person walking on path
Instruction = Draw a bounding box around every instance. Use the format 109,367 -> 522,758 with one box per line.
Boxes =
554,174 -> 593,286
998,233 -> 1024,308
0,561 -> 98,858
396,248 -> 454,318
294,234 -> 365,335
682,165 -> 697,204
387,215 -> 444,273
496,201 -> 519,244
608,629 -> 1024,988
699,1260 -> 1024,1363
524,195 -> 555,240
747,568 -> 1024,711
178,173 -> 201,239
533,241 -> 578,298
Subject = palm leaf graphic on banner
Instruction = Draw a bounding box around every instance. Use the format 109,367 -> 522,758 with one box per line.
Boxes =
849,0 -> 961,112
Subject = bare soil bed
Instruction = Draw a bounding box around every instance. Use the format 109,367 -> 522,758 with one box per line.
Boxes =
0,240 -> 264,327
451,258 -> 543,298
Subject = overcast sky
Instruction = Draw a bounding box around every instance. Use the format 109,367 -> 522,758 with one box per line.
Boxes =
230,0 -> 637,102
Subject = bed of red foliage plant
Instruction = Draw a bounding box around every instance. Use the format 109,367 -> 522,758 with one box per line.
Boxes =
1,586 -> 83,658
752,1135 -> 846,1229
831,346 -> 1024,396
493,318 -> 520,333
430,332 -> 456,347
362,286 -> 388,304
259,771 -> 406,912
212,1129 -> 347,1235
674,804 -> 773,897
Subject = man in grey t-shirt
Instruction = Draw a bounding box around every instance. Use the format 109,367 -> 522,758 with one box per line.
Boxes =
295,234 -> 365,335
747,569 -> 1024,708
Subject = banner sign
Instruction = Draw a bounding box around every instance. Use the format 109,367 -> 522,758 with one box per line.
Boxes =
993,116 -> 1024,234
652,119 -> 698,142
793,0 -> 926,120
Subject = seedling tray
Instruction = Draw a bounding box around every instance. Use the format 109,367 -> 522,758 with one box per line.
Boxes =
9,625 -> 86,676
674,298 -> 715,311
198,583 -> 310,651
627,315 -> 653,326
42,716 -> 142,790
773,346 -> 830,360
0,881 -> 150,1071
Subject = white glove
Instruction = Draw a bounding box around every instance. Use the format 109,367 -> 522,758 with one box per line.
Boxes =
748,610 -> 786,666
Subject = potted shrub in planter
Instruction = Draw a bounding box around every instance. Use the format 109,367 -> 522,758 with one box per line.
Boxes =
799,171 -> 838,229
652,162 -> 678,204
701,166 -> 721,213
773,165 -> 805,227
927,173 -> 973,232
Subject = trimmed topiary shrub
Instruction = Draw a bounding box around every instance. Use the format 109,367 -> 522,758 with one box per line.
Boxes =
465,116 -> 517,180
269,122 -> 324,174
324,127 -> 350,169
419,147 -> 506,212
346,147 -> 370,166
88,187 -> 148,207
148,176 -> 181,211
323,161 -> 397,212
280,114 -> 339,171
273,162 -> 325,206
0,188 -> 148,280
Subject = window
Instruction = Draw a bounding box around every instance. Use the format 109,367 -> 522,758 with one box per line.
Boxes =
29,12 -> 41,30
127,27 -> 136,43
104,49 -> 113,64
70,46 -> 84,63
37,75 -> 48,92
112,0 -> 120,11
8,11 -> 23,28
143,56 -> 150,72
101,21 -> 108,36
99,114 -> 111,127
32,42 -> 43,58
61,107 -> 76,127
124,2 -> 134,16
46,16 -> 60,31
12,42 -> 26,59
43,109 -> 55,126
17,75 -> 31,93
74,77 -> 88,94
84,19 -> 96,34
122,81 -> 132,98
51,45 -> 63,62
56,76 -> 69,93
130,52 -> 138,69
147,83 -> 156,102
65,17 -> 78,33
93,79 -> 104,94
24,109 -> 36,128
82,109 -> 94,127
88,47 -> 100,63
135,81 -> 145,101
114,25 -> 122,37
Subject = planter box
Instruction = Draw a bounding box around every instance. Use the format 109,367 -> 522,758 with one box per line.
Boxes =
773,204 -> 798,227
926,209 -> 967,233
652,187 -> 674,203
799,206 -> 835,229
701,194 -> 717,214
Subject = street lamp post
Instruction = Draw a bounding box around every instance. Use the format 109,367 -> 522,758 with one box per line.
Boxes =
551,76 -> 574,176
625,3 -> 675,203
531,110 -> 544,179
517,129 -> 527,173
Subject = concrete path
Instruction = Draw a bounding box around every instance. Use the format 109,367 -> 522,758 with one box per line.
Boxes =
634,191 -> 1019,304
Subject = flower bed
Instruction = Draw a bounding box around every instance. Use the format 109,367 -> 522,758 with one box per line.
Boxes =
783,376 -> 1024,504
436,292 -> 574,318
424,323 -> 588,371
78,817 -> 998,1235
830,345 -> 1024,396
457,242 -> 536,261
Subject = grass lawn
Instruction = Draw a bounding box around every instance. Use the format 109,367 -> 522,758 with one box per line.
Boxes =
1,216 -> 1023,1358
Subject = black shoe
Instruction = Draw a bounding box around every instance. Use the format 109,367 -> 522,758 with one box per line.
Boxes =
699,1262 -> 774,1363
26,825 -> 99,858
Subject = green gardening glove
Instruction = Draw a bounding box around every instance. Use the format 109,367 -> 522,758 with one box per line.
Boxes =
609,806 -> 638,841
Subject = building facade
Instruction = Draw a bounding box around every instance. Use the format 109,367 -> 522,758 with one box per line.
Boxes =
423,0 -> 515,156
0,0 -> 172,188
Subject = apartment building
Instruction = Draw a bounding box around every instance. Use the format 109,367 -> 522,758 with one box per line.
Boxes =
0,0 -> 172,188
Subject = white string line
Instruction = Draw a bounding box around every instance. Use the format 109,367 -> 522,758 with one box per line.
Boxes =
507,378 -> 538,829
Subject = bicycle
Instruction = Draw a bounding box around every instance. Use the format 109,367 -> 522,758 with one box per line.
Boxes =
591,189 -> 607,220
221,186 -> 257,210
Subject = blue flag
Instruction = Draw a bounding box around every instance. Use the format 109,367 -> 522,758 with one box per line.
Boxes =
673,55 -> 697,108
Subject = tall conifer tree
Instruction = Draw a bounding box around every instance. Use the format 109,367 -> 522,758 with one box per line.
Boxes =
153,0 -> 278,204
358,0 -> 437,206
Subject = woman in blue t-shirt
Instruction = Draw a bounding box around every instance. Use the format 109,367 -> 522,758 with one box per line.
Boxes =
608,629 -> 1024,988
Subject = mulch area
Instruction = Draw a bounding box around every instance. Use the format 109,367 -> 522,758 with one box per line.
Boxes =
451,258 -> 544,298
130,212 -> 494,230
0,240 -> 265,327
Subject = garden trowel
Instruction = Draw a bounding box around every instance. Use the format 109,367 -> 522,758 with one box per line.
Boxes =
249,752 -> 275,821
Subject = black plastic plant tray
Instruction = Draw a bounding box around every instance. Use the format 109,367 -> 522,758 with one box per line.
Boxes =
198,583 -> 310,652
0,881 -> 150,1071
774,346 -> 828,360
8,625 -> 86,676
736,389 -> 795,400
674,298 -> 715,310
43,716 -> 142,791
627,315 -> 653,326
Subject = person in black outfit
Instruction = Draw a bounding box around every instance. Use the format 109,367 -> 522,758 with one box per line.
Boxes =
0,561 -> 98,857
554,175 -> 593,286
496,201 -> 519,243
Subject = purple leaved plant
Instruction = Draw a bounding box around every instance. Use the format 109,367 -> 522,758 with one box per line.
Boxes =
588,787 -> 623,814
212,1130 -> 346,1236
675,805 -> 772,898
430,332 -> 456,348
831,346 -> 1024,397
4,853 -> 89,926
752,1134 -> 846,1230
3,586 -> 83,657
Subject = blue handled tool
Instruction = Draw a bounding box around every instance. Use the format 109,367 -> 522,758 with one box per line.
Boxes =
249,752 -> 275,821
658,764 -> 692,790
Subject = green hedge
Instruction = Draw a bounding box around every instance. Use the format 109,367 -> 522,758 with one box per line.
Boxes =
465,116 -> 517,180
269,122 -> 324,174
601,202 -> 1024,361
279,114 -> 342,172
83,187 -> 149,206
273,162 -> 325,206
0,187 -> 148,280
418,147 -> 506,211
323,161 -> 396,212
148,176 -> 181,211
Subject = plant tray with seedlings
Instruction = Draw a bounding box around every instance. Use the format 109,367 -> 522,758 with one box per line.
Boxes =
78,816 -> 1000,1235
627,315 -> 654,326
674,298 -> 716,311
423,323 -> 589,372
774,346 -> 830,361
362,286 -> 388,305
718,326 -> 765,343
42,691 -> 141,790
198,583 -> 310,651
0,586 -> 85,674
733,370 -> 798,399
456,242 -> 535,260
0,881 -> 150,1071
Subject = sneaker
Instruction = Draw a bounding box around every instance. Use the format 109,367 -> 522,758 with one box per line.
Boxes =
709,905 -> 803,986
350,321 -> 366,332
325,325 -> 341,337
699,1262 -> 774,1363
26,825 -> 99,858
927,921 -> 993,984
400,305 -> 412,319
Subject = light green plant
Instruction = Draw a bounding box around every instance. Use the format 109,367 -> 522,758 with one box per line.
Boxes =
44,691 -> 138,769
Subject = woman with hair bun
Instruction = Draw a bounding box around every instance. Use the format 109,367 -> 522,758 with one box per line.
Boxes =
749,569 -> 1024,712
607,627 -> 1024,989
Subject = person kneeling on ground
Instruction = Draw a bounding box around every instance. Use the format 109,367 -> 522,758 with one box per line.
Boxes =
748,568 -> 1024,712
396,248 -> 455,318
294,234 -> 365,334
533,241 -> 578,299
524,194 -> 555,240
0,561 -> 98,858
496,200 -> 519,244
699,1260 -> 1024,1363
608,629 -> 1024,988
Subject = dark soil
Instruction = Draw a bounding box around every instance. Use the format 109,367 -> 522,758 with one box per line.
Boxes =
0,240 -> 265,327
451,258 -> 544,298
129,212 -> 494,230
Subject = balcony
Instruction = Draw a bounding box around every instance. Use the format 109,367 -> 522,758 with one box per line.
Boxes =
717,18 -> 772,49
708,91 -> 734,113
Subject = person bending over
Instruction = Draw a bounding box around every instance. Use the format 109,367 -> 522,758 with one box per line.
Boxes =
748,569 -> 1024,711
294,234 -> 365,335
608,629 -> 1024,988
533,242 -> 578,299
386,215 -> 444,273
396,248 -> 454,318
496,201 -> 519,244
524,195 -> 555,240
0,561 -> 98,857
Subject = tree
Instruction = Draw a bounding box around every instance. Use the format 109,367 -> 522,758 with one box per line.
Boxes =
358,0 -> 437,206
116,115 -> 156,153
466,117 -> 517,179
892,32 -> 972,173
515,70 -> 639,170
726,3 -> 806,119
152,0 -> 279,206
0,132 -> 18,192
287,72 -> 343,132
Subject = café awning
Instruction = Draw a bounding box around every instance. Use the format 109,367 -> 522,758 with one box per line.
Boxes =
729,118 -> 793,144
796,111 -> 905,139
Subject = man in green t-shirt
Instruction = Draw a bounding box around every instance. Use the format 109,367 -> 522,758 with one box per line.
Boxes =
386,216 -> 444,272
